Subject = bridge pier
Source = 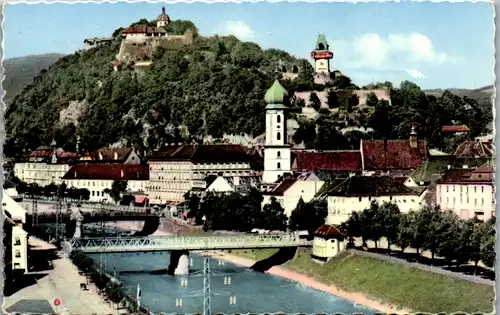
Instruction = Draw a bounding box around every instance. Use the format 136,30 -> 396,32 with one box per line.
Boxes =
73,220 -> 82,238
168,250 -> 190,275
251,246 -> 299,272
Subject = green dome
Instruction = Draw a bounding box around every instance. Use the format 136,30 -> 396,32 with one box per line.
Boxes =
264,80 -> 288,104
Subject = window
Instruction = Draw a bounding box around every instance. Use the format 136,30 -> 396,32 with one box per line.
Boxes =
277,132 -> 281,141
277,162 -> 281,169
453,197 -> 455,205
277,151 -> 281,158
14,237 -> 21,245
92,191 -> 95,196
359,197 -> 362,202
446,186 -> 449,192
453,186 -> 455,192
474,186 -> 477,193
474,198 -> 477,205
482,198 -> 484,205
15,250 -> 21,258
277,115 -> 281,123
482,186 -> 484,193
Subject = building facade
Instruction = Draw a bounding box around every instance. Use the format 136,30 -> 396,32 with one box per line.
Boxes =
3,190 -> 28,273
147,145 -> 261,205
436,163 -> 495,221
62,164 -> 149,202
316,176 -> 424,225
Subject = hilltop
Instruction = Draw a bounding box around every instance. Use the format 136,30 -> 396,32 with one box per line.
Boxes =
4,19 -> 493,158
3,53 -> 64,105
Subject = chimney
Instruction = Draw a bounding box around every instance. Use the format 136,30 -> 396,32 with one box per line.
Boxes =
121,169 -> 124,178
114,151 -> 118,160
74,172 -> 77,178
98,151 -> 103,160
409,125 -> 418,148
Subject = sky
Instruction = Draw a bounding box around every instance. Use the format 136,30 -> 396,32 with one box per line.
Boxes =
4,1 -> 495,89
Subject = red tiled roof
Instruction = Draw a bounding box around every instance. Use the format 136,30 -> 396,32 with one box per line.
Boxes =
263,179 -> 297,196
62,164 -> 149,181
314,224 -> 345,240
438,163 -> 494,184
30,150 -> 53,158
59,153 -> 80,158
362,140 -> 427,171
442,125 -> 470,133
293,151 -> 362,172
454,140 -> 495,158
149,144 -> 260,164
122,26 -> 166,35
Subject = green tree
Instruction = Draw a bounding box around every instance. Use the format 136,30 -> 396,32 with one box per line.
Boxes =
289,198 -> 327,234
378,202 -> 401,250
366,92 -> 379,107
104,180 -> 128,204
309,92 -> 321,111
327,91 -> 339,109
260,197 -> 288,231
480,218 -> 495,268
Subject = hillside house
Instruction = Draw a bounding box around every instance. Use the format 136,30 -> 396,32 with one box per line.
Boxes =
62,164 -> 149,203
122,26 -> 167,41
454,140 -> 495,159
316,176 -> 425,225
147,144 -> 262,205
311,224 -> 346,262
156,7 -> 171,27
441,125 -> 470,136
83,37 -> 113,50
436,163 -> 495,221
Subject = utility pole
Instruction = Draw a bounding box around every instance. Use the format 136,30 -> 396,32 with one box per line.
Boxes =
175,255 -> 236,315
99,203 -> 107,275
31,191 -> 39,228
55,196 -> 63,244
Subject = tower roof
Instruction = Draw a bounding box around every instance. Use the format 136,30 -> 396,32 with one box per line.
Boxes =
315,34 -> 329,51
264,80 -> 288,105
157,7 -> 171,22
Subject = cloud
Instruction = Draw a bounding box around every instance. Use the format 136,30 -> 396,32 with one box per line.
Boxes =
405,68 -> 425,79
215,21 -> 255,40
332,33 -> 458,71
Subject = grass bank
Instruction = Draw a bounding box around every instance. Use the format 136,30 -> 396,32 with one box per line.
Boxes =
230,249 -> 494,313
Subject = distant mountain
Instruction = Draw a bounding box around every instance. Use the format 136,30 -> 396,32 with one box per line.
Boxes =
424,85 -> 494,102
3,53 -> 65,105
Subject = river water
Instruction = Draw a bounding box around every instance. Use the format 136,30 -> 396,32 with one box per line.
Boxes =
87,251 -> 378,314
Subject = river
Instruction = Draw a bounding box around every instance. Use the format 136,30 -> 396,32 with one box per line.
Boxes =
87,251 -> 378,314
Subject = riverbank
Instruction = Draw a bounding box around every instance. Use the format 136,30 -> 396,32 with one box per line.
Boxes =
104,221 -> 408,313
3,238 -> 115,315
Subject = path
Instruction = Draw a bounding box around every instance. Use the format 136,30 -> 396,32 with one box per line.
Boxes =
4,252 -> 115,315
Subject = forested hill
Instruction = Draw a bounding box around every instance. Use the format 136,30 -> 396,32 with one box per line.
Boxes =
3,53 -> 64,105
4,19 -> 494,158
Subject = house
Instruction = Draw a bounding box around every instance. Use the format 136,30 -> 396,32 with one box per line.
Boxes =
292,150 -> 362,177
436,163 -> 495,221
454,140 -> 495,159
62,164 -> 149,202
147,144 -> 262,205
261,173 -> 325,217
79,147 -> 141,164
316,176 -> 424,226
441,125 -> 470,136
122,25 -> 167,41
3,191 -> 28,273
205,175 -> 261,195
14,147 -> 81,187
311,224 -> 346,263
83,37 -> 113,50
360,128 -> 427,176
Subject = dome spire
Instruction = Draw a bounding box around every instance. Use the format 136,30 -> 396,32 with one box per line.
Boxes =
264,79 -> 288,105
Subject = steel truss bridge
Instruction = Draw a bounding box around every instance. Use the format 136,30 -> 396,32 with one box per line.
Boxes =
67,234 -> 309,253
23,197 -> 151,213
34,210 -> 160,221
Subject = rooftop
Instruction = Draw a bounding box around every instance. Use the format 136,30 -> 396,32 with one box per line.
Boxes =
292,151 -> 362,172
264,80 -> 288,107
361,139 -> 427,171
316,176 -> 420,197
62,164 -> 149,181
454,140 -> 495,159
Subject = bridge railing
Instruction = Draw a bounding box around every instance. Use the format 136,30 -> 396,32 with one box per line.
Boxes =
69,234 -> 307,252
23,197 -> 152,213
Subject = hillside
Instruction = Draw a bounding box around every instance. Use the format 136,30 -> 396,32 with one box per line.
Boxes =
4,20 -> 494,157
424,85 -> 494,103
3,53 -> 64,105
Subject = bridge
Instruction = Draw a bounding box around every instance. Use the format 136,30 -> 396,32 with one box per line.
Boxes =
23,197 -> 153,213
32,209 -> 161,223
67,234 -> 308,253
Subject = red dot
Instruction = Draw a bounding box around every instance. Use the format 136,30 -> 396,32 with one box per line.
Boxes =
54,299 -> 61,306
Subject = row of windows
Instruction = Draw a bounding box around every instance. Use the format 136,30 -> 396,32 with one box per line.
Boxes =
441,197 -> 489,206
331,197 -> 417,203
443,185 -> 487,193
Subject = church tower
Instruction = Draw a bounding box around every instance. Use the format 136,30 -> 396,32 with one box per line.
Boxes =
262,80 -> 292,183
310,34 -> 334,75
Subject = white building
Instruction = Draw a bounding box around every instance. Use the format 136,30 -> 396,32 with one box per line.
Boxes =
206,175 -> 260,195
262,80 -> 293,183
436,163 -> 495,221
3,190 -> 28,273
311,224 -> 346,263
122,25 -> 167,41
316,176 -> 425,226
262,173 -> 325,217
147,144 -> 261,205
79,147 -> 141,164
62,164 -> 149,203
14,148 -> 80,187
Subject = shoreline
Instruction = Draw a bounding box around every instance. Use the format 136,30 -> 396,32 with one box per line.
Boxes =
102,221 -> 413,314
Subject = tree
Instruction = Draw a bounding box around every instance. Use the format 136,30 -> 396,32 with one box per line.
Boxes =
327,91 -> 339,109
378,202 -> 401,250
309,92 -> 321,111
365,92 -> 378,107
480,219 -> 495,268
104,180 -> 128,204
289,198 -> 327,234
340,211 -> 362,247
260,197 -> 288,231
120,194 -> 135,206
349,93 -> 360,107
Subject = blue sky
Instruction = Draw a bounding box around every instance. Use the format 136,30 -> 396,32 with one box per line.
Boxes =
4,1 -> 494,89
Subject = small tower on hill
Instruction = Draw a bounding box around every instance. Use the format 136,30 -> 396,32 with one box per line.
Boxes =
311,34 -> 334,75
157,7 -> 171,28
262,80 -> 292,184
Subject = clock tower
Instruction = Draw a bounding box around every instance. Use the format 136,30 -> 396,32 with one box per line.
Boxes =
311,34 -> 334,75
